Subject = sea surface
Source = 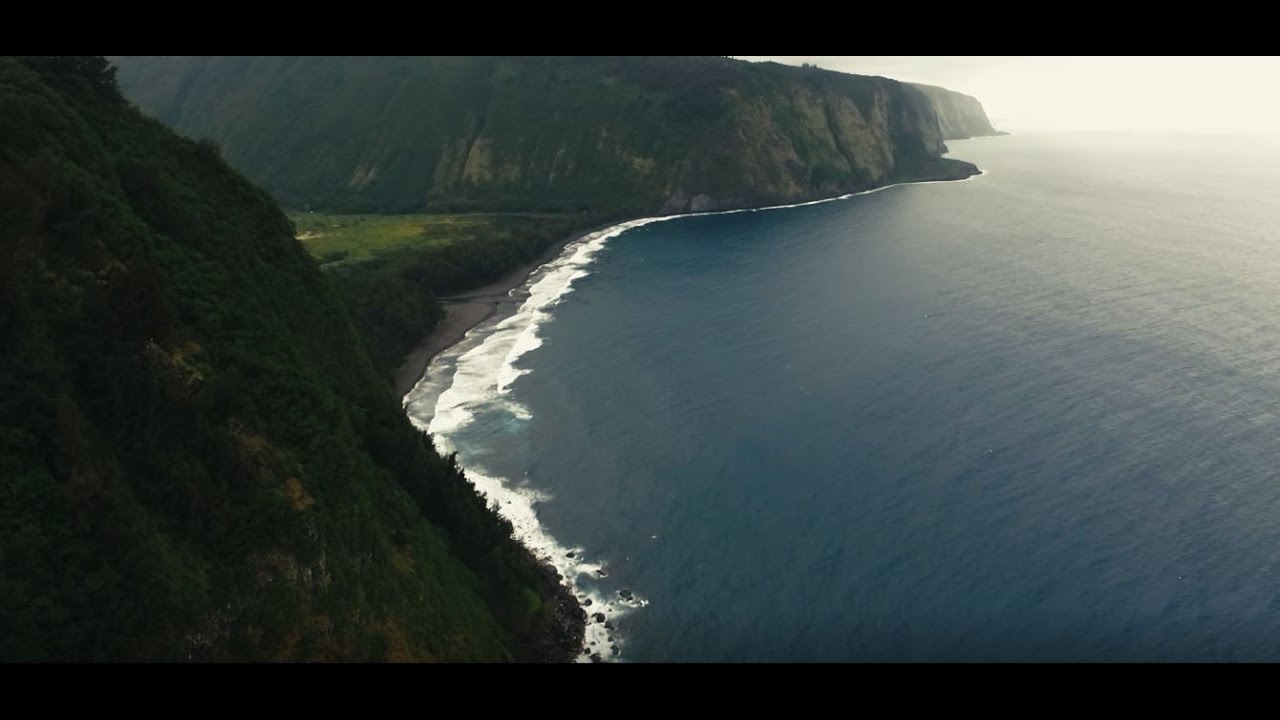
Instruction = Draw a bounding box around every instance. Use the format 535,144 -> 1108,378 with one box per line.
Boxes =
405,132 -> 1280,661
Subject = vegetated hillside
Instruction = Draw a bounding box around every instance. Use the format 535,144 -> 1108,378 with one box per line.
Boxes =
907,82 -> 1004,139
112,56 -> 985,215
0,56 -> 582,661
292,211 -> 589,378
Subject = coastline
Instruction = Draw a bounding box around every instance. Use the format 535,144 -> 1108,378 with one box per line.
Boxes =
392,219 -> 623,397
399,168 -> 984,662
393,170 -> 984,399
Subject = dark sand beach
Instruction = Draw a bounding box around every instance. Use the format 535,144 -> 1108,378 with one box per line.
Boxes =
393,221 -> 620,397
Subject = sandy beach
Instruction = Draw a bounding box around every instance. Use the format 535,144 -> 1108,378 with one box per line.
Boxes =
393,220 -> 620,397
391,174 -> 991,399
393,302 -> 495,397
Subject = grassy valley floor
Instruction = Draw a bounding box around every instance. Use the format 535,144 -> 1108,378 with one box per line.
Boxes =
290,212 -> 581,268
287,211 -> 608,392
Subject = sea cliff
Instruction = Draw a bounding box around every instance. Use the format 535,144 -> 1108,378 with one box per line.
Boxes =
908,82 -> 1005,140
111,56 -> 997,215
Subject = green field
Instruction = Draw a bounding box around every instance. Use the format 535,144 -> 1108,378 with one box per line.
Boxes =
287,211 -> 577,266
288,209 -> 597,378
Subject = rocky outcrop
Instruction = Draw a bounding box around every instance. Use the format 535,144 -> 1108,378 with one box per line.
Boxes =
907,83 -> 1003,140
111,56 -> 987,215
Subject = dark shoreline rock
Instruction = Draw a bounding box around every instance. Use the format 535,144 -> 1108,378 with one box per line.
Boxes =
655,160 -> 983,216
515,554 -> 586,663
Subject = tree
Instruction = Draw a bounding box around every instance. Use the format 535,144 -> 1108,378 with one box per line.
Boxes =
18,56 -> 117,94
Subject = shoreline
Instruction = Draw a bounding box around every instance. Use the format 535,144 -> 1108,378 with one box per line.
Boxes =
392,219 -> 623,397
397,168 -> 984,662
393,170 -> 984,399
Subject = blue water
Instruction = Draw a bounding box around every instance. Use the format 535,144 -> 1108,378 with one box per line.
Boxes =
411,132 -> 1280,661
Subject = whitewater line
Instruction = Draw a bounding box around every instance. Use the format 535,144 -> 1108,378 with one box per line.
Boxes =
402,170 -> 983,662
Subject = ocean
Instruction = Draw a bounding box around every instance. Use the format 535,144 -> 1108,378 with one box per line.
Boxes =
404,132 -> 1280,661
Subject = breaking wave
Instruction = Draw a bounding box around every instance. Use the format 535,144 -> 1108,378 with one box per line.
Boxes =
401,175 -> 980,661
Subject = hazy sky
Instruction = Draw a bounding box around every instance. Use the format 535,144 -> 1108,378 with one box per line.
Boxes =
738,57 -> 1280,134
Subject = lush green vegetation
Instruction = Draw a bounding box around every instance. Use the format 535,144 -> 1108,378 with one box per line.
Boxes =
289,211 -> 577,267
284,210 -> 595,379
112,56 -> 984,215
0,56 -> 580,661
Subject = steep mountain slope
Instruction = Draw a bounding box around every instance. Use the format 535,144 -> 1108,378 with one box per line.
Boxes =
112,56 -> 984,214
907,82 -> 1003,139
0,56 -> 582,661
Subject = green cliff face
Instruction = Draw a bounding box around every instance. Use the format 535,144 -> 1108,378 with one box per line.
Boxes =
907,83 -> 1003,140
111,56 -> 984,215
0,56 -> 581,661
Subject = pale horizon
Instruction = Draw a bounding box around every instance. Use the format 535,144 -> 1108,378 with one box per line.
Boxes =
737,56 -> 1280,135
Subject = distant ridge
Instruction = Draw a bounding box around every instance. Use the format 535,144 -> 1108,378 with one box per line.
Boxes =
111,56 -> 994,215
907,82 -> 1006,139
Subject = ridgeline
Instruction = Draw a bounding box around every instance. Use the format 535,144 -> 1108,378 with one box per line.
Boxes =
112,56 -> 1000,216
0,56 -> 583,661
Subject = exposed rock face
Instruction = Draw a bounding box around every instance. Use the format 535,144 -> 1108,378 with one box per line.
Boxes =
907,83 -> 1003,140
112,57 -> 988,216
